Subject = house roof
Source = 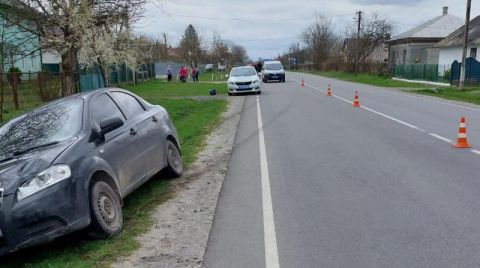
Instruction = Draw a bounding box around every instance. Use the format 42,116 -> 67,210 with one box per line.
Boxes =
389,10 -> 463,42
435,15 -> 480,48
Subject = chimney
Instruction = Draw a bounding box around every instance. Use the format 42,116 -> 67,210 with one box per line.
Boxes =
443,6 -> 448,15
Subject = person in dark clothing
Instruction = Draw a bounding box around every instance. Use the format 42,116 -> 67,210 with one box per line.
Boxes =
191,66 -> 197,82
166,65 -> 173,82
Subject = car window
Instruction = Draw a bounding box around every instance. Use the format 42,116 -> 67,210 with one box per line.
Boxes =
91,94 -> 125,125
265,63 -> 283,70
111,92 -> 145,118
0,99 -> 83,156
230,68 -> 257,77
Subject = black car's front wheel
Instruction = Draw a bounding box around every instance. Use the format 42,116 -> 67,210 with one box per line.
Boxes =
164,140 -> 183,177
88,181 -> 123,239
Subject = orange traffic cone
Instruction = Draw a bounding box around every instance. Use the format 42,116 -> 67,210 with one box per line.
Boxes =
326,84 -> 332,96
353,91 -> 360,107
301,78 -> 305,87
453,117 -> 471,148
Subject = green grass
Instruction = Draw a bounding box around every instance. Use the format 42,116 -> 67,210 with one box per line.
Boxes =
124,79 -> 227,97
410,87 -> 480,106
198,71 -> 228,82
1,79 -> 228,267
296,70 -> 434,88
1,82 -> 44,124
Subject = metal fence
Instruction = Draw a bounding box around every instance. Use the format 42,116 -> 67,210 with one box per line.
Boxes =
392,64 -> 451,83
451,58 -> 480,87
0,65 -> 156,124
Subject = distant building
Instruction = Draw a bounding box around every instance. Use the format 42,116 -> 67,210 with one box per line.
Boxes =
435,15 -> 480,67
167,46 -> 182,58
0,6 -> 42,74
387,7 -> 462,65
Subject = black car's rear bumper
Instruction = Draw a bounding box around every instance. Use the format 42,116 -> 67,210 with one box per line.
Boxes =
0,178 -> 90,256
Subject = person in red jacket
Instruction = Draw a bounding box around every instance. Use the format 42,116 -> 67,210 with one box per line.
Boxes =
179,66 -> 187,82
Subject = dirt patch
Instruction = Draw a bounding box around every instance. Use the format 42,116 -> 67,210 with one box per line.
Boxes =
112,96 -> 245,268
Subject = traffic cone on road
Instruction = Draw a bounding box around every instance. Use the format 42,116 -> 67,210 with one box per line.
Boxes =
453,117 -> 471,148
326,84 -> 332,96
301,78 -> 305,87
353,91 -> 360,108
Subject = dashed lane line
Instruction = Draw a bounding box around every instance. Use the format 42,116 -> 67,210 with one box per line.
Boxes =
290,78 -> 480,156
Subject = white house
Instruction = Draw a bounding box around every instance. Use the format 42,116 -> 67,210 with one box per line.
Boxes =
387,7 -> 462,65
435,15 -> 480,73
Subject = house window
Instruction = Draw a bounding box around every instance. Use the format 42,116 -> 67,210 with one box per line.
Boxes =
402,50 -> 407,64
470,48 -> 477,59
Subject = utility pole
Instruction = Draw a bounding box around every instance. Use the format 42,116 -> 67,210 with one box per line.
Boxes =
355,11 -> 363,75
296,42 -> 300,70
459,0 -> 472,90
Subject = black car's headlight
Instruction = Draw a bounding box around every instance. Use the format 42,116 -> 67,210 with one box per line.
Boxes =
17,165 -> 71,201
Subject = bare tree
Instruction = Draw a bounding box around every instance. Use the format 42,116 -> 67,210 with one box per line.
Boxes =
230,45 -> 248,66
345,13 -> 393,73
302,14 -> 339,70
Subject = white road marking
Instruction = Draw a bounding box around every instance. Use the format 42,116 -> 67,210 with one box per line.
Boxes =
290,77 -> 480,156
470,150 -> 480,155
297,79 -> 421,130
429,133 -> 453,144
361,106 -> 420,130
256,96 -> 280,268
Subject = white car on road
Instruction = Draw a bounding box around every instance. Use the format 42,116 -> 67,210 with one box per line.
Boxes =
262,60 -> 286,83
227,66 -> 261,96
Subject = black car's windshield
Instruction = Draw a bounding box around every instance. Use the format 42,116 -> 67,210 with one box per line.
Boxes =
230,68 -> 257,77
265,63 -> 283,71
0,99 -> 83,156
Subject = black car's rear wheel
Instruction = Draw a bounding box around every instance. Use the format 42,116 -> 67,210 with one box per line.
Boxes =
164,140 -> 183,177
88,181 -> 123,239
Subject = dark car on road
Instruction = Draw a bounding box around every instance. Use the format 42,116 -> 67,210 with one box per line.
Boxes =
0,88 -> 183,255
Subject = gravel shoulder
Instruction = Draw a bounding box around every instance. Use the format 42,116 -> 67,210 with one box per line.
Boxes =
112,96 -> 245,268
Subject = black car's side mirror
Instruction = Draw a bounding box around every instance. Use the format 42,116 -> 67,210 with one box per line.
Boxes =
91,116 -> 124,142
99,117 -> 124,136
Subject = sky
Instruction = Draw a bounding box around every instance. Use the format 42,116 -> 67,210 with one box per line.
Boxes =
135,0 -> 480,61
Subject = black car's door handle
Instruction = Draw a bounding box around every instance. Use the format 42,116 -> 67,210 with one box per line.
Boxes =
152,116 -> 158,123
130,128 -> 137,135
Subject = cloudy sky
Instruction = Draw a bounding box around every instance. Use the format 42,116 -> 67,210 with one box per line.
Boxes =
135,0 -> 479,60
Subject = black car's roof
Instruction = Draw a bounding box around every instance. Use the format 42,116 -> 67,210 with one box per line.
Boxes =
14,88 -> 137,119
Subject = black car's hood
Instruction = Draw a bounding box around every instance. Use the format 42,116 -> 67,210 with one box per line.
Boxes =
0,141 -> 74,195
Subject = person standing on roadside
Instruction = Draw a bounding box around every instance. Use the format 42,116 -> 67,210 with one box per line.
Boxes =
166,65 -> 173,82
191,66 -> 197,83
179,66 -> 187,83
195,66 -> 200,82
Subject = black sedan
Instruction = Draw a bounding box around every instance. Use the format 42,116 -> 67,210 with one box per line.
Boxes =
0,88 -> 183,255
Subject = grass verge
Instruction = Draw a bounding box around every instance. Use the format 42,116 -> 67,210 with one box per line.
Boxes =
125,79 -> 227,97
295,70 -> 434,88
409,87 -> 480,106
1,80 -> 228,267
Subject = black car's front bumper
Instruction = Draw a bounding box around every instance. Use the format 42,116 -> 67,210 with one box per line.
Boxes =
0,178 -> 90,256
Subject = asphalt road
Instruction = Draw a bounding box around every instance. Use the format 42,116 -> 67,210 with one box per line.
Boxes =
204,72 -> 480,268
